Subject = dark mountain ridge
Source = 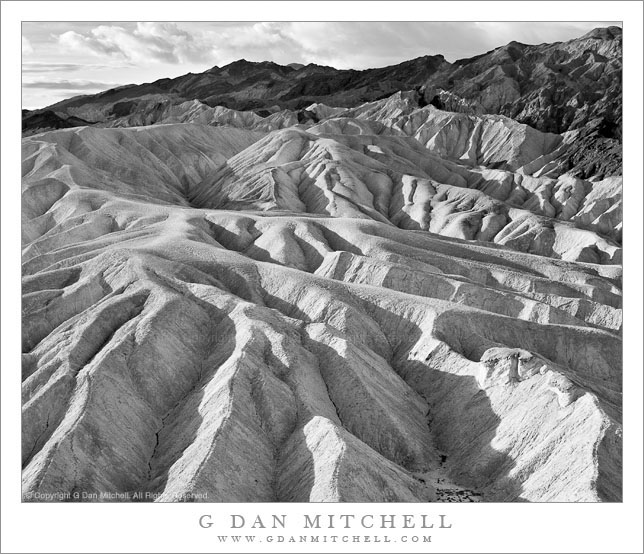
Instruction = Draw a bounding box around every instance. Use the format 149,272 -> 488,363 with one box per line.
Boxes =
22,27 -> 621,177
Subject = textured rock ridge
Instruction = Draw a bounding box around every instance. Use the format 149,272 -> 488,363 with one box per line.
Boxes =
189,125 -> 621,264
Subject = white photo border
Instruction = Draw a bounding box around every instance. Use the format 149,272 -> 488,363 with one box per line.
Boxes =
2,2 -> 642,553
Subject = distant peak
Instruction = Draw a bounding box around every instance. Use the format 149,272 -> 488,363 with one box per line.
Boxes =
226,58 -> 253,66
579,26 -> 622,41
398,54 -> 445,65
219,59 -> 291,73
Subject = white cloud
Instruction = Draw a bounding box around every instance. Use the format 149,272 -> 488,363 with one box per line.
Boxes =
22,36 -> 34,55
58,22 -> 214,64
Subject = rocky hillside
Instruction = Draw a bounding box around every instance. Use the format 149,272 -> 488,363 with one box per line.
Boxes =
23,27 -> 621,178
22,91 -> 622,501
422,26 -> 622,178
423,27 -> 622,134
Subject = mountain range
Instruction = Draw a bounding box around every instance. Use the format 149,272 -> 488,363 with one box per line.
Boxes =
23,26 -> 622,178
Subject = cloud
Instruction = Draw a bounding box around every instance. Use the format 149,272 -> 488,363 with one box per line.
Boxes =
58,22 -> 214,64
52,21 -> 622,71
22,62 -> 132,74
22,36 -> 34,55
22,79 -> 119,91
266,22 -> 623,67
23,62 -> 87,74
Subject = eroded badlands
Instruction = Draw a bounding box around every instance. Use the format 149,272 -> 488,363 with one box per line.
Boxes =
22,95 -> 622,502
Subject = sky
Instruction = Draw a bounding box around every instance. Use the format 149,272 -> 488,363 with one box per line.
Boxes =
22,21 -> 621,109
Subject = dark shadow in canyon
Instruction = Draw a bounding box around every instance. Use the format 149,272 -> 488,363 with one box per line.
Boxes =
260,286 -> 525,502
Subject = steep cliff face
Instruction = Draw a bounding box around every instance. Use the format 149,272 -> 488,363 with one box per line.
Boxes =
22,106 -> 622,501
22,28 -> 622,179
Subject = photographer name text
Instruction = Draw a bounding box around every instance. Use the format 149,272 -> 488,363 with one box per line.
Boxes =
199,513 -> 453,530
